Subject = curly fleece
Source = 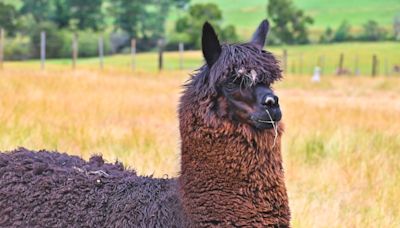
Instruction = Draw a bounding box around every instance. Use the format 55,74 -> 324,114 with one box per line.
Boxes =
0,148 -> 184,227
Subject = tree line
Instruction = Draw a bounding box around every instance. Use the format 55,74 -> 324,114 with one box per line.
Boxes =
0,0 -> 191,59
319,19 -> 400,43
0,0 -> 398,60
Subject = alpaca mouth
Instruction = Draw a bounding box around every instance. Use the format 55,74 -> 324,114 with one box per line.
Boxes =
252,107 -> 281,129
255,118 -> 279,148
258,110 -> 279,147
256,119 -> 278,129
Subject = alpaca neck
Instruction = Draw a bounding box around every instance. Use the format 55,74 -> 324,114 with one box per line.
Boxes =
179,113 -> 290,227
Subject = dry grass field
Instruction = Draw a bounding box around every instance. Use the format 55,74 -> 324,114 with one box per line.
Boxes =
0,65 -> 399,227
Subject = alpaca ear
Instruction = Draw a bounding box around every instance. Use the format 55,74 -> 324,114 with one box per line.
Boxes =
251,19 -> 270,49
202,22 -> 222,67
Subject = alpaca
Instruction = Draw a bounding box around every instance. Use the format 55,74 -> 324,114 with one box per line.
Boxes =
0,20 -> 290,227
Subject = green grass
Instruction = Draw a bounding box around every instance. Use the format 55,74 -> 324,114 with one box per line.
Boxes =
271,42 -> 400,75
167,0 -> 400,38
15,42 -> 400,76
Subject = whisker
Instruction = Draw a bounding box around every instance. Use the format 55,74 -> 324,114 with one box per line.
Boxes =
258,120 -> 274,123
258,110 -> 278,148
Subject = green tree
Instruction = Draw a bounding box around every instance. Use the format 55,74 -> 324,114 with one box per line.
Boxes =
110,0 -> 190,50
173,0 -> 190,9
360,20 -> 387,41
109,0 -> 146,38
267,0 -> 313,44
333,21 -> 352,42
51,0 -> 70,28
393,14 -> 400,41
319,27 -> 334,43
20,0 -> 104,30
140,0 -> 172,41
68,0 -> 104,31
0,2 -> 18,35
220,25 -> 238,43
20,0 -> 52,23
175,3 -> 237,48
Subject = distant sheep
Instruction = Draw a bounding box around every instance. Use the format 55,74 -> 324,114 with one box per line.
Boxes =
0,20 -> 290,227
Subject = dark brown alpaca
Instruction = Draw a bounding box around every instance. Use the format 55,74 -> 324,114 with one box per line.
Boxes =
179,20 -> 290,227
0,20 -> 290,227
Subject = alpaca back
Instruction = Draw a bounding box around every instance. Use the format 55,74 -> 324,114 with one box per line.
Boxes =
0,148 -> 184,228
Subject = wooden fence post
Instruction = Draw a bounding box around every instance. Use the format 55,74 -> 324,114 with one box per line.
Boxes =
98,36 -> 104,70
179,42 -> 184,70
299,53 -> 303,75
282,49 -> 288,74
0,28 -> 4,70
131,38 -> 136,71
72,33 -> 78,69
372,54 -> 378,77
337,53 -> 344,75
318,55 -> 325,76
384,58 -> 389,76
354,55 -> 360,76
291,60 -> 296,74
158,39 -> 164,71
40,31 -> 46,70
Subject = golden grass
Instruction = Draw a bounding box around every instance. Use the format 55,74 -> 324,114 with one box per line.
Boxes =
279,77 -> 400,227
0,67 -> 187,177
0,66 -> 399,227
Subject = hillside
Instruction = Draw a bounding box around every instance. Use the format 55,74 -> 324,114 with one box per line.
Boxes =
167,0 -> 400,39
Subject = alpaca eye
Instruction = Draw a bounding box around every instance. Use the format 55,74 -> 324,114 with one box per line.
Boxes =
225,81 -> 238,90
225,84 -> 235,90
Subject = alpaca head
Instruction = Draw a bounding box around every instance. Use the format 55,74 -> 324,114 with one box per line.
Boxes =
196,20 -> 282,130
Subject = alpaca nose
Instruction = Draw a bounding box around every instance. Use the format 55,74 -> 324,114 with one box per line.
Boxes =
262,95 -> 278,107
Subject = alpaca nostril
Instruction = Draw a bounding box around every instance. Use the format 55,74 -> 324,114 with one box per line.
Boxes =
263,96 -> 275,107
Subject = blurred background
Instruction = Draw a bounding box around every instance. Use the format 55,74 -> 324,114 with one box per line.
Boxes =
0,0 -> 399,227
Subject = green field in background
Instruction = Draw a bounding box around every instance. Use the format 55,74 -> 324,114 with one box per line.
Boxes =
167,0 -> 400,39
15,42 -> 400,76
